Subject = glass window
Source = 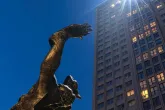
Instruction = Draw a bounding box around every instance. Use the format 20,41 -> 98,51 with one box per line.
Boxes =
116,94 -> 123,101
146,68 -> 153,76
97,84 -> 104,91
151,86 -> 158,96
107,98 -> 113,105
140,81 -> 147,89
134,49 -> 140,55
162,94 -> 165,104
97,93 -> 104,100
136,56 -> 141,63
125,72 -> 131,79
145,30 -> 151,36
138,72 -> 144,80
152,97 -> 161,108
159,83 -> 165,92
139,39 -> 145,45
154,64 -> 162,73
136,63 -> 143,71
150,49 -> 157,57
141,89 -> 149,99
148,42 -> 154,49
158,46 -> 164,53
144,60 -> 150,67
153,32 -> 160,39
141,45 -> 147,53
128,100 -> 136,107
125,80 -> 132,87
152,27 -> 157,33
106,80 -> 112,86
132,42 -> 138,49
143,101 -> 151,110
155,38 -> 162,45
152,56 -> 159,64
157,73 -> 164,82
143,53 -> 148,60
160,53 -> 165,60
144,25 -> 149,30
116,85 -> 122,92
127,90 -> 134,97
150,22 -> 156,27
106,72 -> 112,78
107,89 -> 113,96
139,34 -> 144,39
148,77 -> 155,85
132,36 -> 137,43
98,102 -> 104,109
146,36 -> 152,42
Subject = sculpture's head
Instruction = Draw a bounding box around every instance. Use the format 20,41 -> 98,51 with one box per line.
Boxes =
63,75 -> 81,99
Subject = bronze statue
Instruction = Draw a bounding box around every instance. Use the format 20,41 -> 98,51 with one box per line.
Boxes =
11,23 -> 92,110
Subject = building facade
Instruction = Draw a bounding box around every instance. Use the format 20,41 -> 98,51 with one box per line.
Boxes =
93,0 -> 165,110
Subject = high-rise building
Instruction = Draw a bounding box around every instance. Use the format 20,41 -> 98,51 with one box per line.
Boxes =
93,0 -> 165,110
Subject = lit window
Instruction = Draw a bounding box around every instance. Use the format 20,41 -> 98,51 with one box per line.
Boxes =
151,86 -> 157,96
144,25 -> 149,30
150,22 -> 156,27
158,46 -> 163,53
116,0 -> 121,4
140,81 -> 147,89
157,4 -> 162,9
150,49 -> 157,57
111,15 -> 116,18
157,73 -> 164,82
127,12 -> 132,17
141,89 -> 149,99
136,56 -> 141,63
132,37 -> 137,43
139,34 -> 144,39
143,53 -> 148,60
127,90 -> 134,97
145,30 -> 151,36
130,26 -> 135,32
152,27 -> 157,33
133,10 -> 137,14
148,77 -> 155,85
111,4 -> 115,8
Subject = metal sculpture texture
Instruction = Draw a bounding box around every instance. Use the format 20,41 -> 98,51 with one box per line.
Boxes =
11,23 -> 92,110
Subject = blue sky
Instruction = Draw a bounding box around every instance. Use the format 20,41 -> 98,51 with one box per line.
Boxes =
0,0 -> 105,109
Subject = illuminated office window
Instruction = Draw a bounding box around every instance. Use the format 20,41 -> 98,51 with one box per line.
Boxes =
116,0 -> 121,4
127,90 -> 134,97
158,46 -> 163,53
152,27 -> 157,33
111,4 -> 115,8
148,77 -> 155,85
139,34 -> 144,39
157,73 -> 164,82
144,25 -> 149,30
132,37 -> 137,43
140,81 -> 147,89
157,4 -> 162,9
143,53 -> 148,60
150,22 -> 156,27
141,89 -> 149,99
133,10 -> 137,14
111,15 -> 116,18
127,12 -> 132,17
145,30 -> 151,36
130,26 -> 134,32
150,49 -> 157,57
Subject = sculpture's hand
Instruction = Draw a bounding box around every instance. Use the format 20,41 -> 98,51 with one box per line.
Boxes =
64,23 -> 92,39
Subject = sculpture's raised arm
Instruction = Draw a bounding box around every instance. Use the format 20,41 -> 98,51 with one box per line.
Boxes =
37,23 -> 92,98
11,23 -> 92,110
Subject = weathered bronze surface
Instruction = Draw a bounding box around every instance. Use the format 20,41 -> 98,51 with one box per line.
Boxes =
11,23 -> 92,110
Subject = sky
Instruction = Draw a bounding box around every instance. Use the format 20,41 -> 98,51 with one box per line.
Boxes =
0,0 -> 106,109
